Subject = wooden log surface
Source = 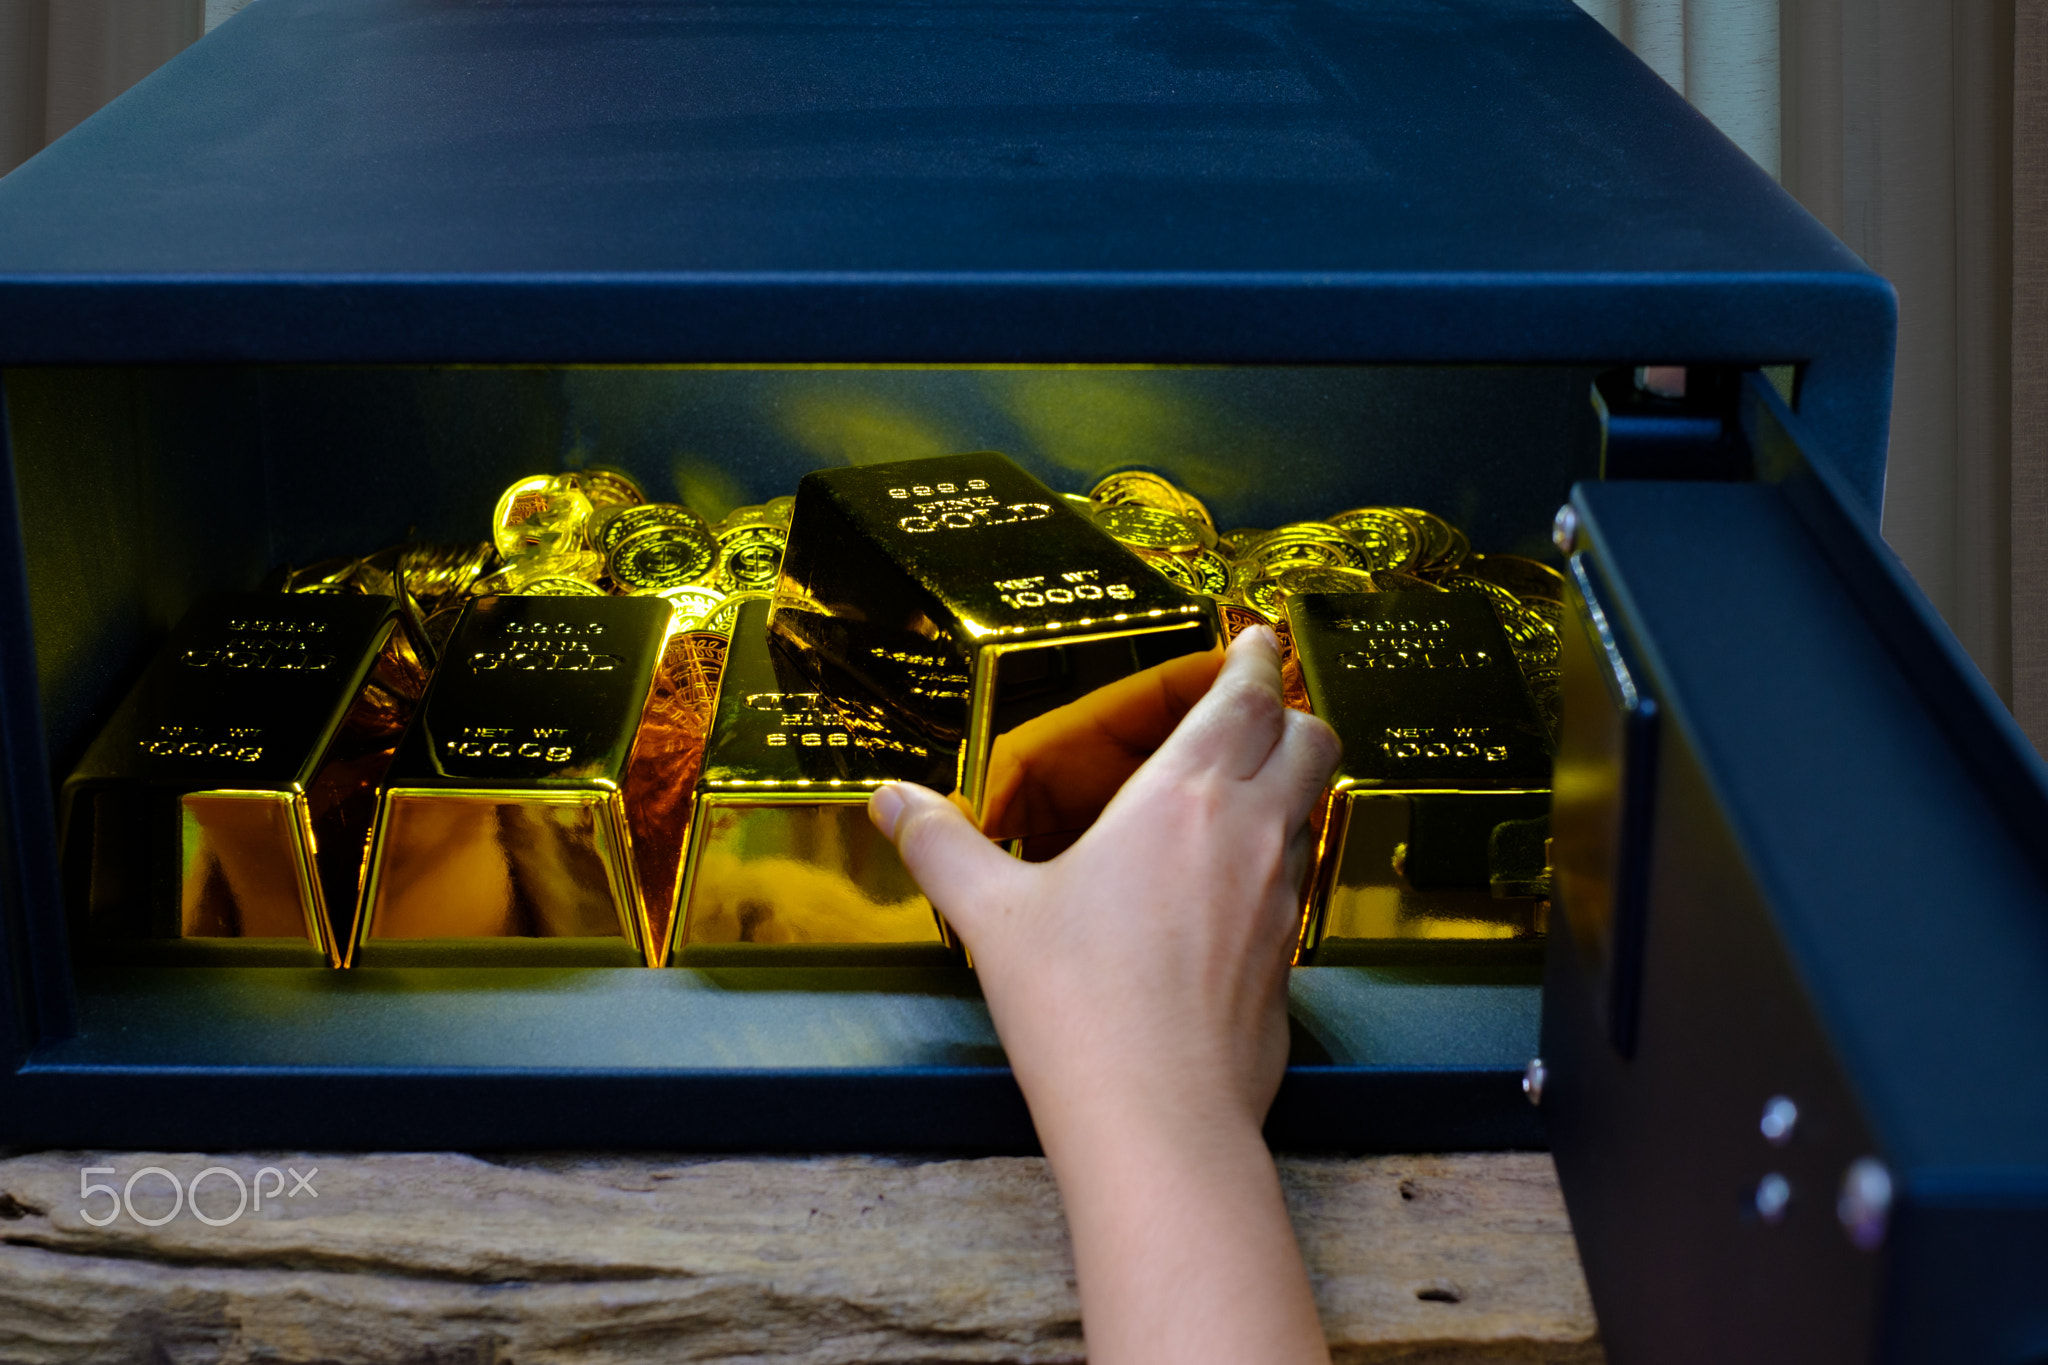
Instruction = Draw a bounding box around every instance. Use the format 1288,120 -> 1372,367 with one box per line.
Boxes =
0,1151 -> 1600,1364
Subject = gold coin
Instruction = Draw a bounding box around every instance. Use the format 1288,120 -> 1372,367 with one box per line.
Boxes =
610,524 -> 719,592
1242,525 -> 1369,576
515,576 -> 606,597
713,525 -> 787,592
1327,508 -> 1422,572
1465,553 -> 1566,603
398,542 -> 496,611
699,592 -> 773,636
1096,504 -> 1203,553
658,585 -> 727,630
578,466 -> 647,509
667,631 -> 730,703
762,495 -> 797,525
1137,550 -> 1205,593
1238,578 -> 1290,621
1181,548 -> 1234,596
718,504 -> 775,535
1271,566 -> 1378,597
1393,508 -> 1457,567
492,474 -> 594,561
1220,528 -> 1270,558
598,502 -> 714,557
1439,573 -> 1522,613
1089,470 -> 1186,512
1501,604 -> 1561,661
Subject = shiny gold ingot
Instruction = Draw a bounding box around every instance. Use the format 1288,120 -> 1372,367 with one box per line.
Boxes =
771,451 -> 1222,811
58,592 -> 422,966
357,594 -> 674,966
672,599 -> 951,965
1286,591 -> 1552,957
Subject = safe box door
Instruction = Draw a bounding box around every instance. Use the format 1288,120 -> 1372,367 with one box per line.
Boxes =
1540,375 -> 2048,1365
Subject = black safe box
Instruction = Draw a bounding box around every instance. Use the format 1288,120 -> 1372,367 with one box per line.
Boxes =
2,3 -> 2045,1361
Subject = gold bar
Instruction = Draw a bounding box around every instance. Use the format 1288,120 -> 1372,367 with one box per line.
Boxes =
58,592 -> 416,966
770,451 -> 1221,816
672,598 -> 953,966
356,594 -> 673,966
1286,591 -> 1552,958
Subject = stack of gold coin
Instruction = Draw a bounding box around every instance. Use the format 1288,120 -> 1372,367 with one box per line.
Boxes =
1079,469 -> 1564,739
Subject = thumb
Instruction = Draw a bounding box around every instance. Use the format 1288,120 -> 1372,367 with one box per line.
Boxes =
868,782 -> 1021,940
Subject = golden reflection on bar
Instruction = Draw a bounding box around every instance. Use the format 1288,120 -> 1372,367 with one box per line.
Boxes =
673,598 -> 952,966
1287,591 -> 1553,961
59,592 -> 420,966
769,451 -> 1221,818
356,594 -> 674,966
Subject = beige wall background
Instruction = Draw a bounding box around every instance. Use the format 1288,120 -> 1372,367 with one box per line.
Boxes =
0,0 -> 2042,751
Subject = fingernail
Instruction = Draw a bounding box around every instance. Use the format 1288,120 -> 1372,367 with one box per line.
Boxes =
868,782 -> 907,839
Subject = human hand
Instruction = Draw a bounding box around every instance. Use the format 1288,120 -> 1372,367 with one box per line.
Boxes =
970,646 -> 1225,852
869,625 -> 1339,1365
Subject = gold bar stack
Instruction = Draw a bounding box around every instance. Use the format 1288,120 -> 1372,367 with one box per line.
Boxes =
59,592 -> 422,966
355,594 -> 674,966
769,452 -> 1223,816
61,454 -> 1571,971
671,598 -> 952,965
1286,591 -> 1553,957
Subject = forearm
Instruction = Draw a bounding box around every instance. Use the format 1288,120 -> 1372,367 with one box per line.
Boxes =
1038,1103 -> 1331,1365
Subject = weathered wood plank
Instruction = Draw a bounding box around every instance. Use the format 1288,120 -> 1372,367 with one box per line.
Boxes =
0,1152 -> 1600,1364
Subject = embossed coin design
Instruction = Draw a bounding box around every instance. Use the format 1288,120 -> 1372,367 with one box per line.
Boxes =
577,466 -> 647,510
1180,548 -> 1235,596
1242,525 -> 1370,577
1137,551 -> 1204,593
1328,508 -> 1422,572
700,592 -> 773,637
598,503 -> 714,558
658,586 -> 727,631
1095,504 -> 1203,553
492,474 -> 594,562
611,525 -> 719,593
714,526 -> 787,593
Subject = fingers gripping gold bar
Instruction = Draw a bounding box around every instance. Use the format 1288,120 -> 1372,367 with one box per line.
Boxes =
58,592 -> 417,967
672,598 -> 952,966
356,595 -> 673,966
1286,591 -> 1553,958
769,451 -> 1221,816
